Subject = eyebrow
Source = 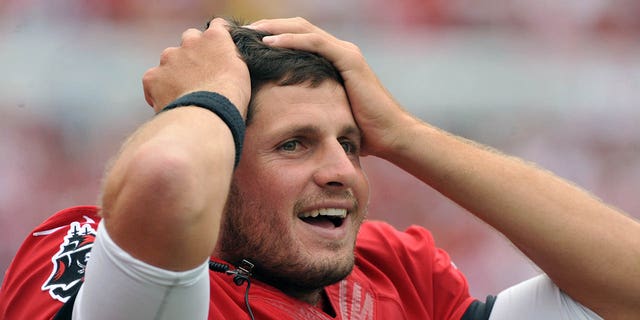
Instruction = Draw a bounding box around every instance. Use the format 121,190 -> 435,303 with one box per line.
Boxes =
275,123 -> 361,140
340,125 -> 362,140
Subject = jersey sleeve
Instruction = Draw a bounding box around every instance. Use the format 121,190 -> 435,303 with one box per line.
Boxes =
354,221 -> 475,320
0,206 -> 101,320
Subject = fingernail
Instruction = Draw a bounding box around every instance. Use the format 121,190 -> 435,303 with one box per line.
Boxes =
262,35 -> 276,44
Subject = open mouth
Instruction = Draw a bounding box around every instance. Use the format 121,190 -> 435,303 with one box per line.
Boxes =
300,215 -> 345,228
299,208 -> 347,228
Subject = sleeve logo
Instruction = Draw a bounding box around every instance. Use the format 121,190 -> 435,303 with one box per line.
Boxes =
41,221 -> 97,303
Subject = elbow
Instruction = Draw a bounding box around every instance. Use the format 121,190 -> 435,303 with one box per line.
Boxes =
103,141 -> 206,226
100,141 -> 225,269
135,143 -> 199,199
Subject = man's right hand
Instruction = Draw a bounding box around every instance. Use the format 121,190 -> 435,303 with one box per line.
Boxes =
142,18 -> 251,117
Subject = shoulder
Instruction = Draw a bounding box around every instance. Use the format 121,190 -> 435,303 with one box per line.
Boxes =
30,206 -> 102,241
354,220 -> 474,319
356,220 -> 437,259
0,206 -> 102,320
355,220 -> 461,278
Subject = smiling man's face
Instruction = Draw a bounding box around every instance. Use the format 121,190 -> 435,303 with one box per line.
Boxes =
216,80 -> 370,301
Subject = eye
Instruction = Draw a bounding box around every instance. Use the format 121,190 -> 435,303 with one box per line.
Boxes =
340,140 -> 357,154
279,140 -> 300,152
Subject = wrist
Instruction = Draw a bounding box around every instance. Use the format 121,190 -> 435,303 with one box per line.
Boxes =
367,113 -> 423,160
162,91 -> 246,168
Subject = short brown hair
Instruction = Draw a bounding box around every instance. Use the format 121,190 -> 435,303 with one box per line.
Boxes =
206,18 -> 344,123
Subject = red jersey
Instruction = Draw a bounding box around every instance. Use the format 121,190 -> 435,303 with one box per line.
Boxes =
0,206 -> 474,319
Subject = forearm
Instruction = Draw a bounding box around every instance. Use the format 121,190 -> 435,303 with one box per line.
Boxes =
383,119 -> 640,317
101,106 -> 235,271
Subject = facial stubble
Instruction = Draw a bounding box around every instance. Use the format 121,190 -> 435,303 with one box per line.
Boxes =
216,183 -> 363,297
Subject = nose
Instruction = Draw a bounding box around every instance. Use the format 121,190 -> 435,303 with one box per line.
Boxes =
312,141 -> 359,189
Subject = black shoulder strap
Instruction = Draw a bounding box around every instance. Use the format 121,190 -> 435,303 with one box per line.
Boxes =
461,295 -> 497,320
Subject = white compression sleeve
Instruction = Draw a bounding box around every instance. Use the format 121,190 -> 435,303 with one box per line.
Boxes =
489,274 -> 602,320
72,222 -> 210,320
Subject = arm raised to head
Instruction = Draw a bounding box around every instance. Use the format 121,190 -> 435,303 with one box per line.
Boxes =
100,18 -> 250,271
250,17 -> 640,319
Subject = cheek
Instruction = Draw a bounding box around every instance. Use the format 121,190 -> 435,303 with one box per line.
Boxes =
264,176 -> 304,211
356,170 -> 371,205
237,167 -> 301,211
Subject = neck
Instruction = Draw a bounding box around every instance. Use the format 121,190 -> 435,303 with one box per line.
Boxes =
317,291 -> 336,317
282,287 -> 323,305
287,289 -> 335,317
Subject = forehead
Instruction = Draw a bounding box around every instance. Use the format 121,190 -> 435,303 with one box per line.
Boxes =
249,81 -> 358,133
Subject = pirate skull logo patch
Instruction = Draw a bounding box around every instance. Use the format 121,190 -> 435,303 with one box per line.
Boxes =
42,221 -> 96,303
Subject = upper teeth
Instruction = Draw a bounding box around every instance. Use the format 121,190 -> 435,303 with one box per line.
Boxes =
299,208 -> 347,219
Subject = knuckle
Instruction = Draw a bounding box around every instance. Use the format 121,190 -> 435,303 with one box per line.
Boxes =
142,68 -> 155,83
181,28 -> 201,44
181,28 -> 202,47
338,40 -> 364,59
159,47 -> 176,65
211,17 -> 228,26
348,43 -> 364,57
180,37 -> 195,47
202,25 -> 224,40
308,33 -> 324,47
293,16 -> 311,28
293,16 -> 307,23
142,68 -> 159,90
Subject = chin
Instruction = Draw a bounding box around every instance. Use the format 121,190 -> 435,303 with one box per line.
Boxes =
254,249 -> 356,293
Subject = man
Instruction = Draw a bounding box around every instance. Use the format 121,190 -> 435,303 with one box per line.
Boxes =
1,17 -> 639,319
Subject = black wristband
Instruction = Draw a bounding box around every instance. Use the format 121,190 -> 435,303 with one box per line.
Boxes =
162,91 -> 245,168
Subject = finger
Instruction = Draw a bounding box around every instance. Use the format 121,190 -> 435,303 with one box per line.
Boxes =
262,32 -> 338,60
263,32 -> 365,75
248,17 -> 324,36
207,17 -> 230,30
180,28 -> 202,46
159,47 -> 178,66
202,17 -> 233,42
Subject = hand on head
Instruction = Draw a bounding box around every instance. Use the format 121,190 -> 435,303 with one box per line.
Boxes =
143,16 -> 417,159
247,18 -> 419,158
142,18 -> 251,117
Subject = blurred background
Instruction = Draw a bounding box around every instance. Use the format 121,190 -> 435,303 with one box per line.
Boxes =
1,0 -> 639,299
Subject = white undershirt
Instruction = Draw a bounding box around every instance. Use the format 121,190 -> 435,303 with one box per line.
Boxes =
73,222 -> 209,320
490,274 -> 603,320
